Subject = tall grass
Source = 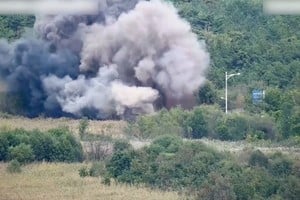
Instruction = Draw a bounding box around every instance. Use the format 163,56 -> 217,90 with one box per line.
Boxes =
0,117 -> 126,138
0,163 -> 179,200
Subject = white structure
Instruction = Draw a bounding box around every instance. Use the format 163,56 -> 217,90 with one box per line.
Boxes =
225,72 -> 240,114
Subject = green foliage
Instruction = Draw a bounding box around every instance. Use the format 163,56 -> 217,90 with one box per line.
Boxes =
269,153 -> 292,177
167,0 -> 300,142
49,128 -> 84,162
8,143 -> 34,164
0,15 -> 34,40
101,176 -> 111,185
106,151 -> 132,179
78,118 -> 89,139
78,162 -> 107,178
0,128 -> 83,162
131,105 -> 279,141
196,81 -> 217,105
0,133 -> 9,160
89,162 -> 106,177
219,114 -> 249,140
6,159 -> 22,173
185,107 -> 208,138
134,107 -> 188,138
113,139 -> 132,152
195,173 -> 236,200
279,176 -> 300,200
79,166 -> 89,178
106,139 -> 222,189
101,137 -> 299,199
248,150 -> 269,168
152,135 -> 183,154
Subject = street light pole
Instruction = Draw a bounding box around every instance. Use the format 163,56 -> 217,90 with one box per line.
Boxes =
225,72 -> 228,114
225,71 -> 240,114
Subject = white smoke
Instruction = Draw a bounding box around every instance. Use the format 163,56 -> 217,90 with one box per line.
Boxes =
0,0 -> 209,119
39,0 -> 210,118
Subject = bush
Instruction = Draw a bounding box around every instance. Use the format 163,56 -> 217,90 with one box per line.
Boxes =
279,176 -> 300,200
107,151 -> 133,179
196,81 -> 218,105
152,135 -> 183,154
218,114 -> 249,140
269,153 -> 292,177
101,176 -> 111,185
106,139 -> 222,189
249,150 -> 269,168
185,107 -> 208,138
194,173 -> 236,200
49,128 -> 84,162
8,143 -> 34,164
89,162 -> 106,177
113,140 -> 132,152
29,130 -> 56,161
78,118 -> 89,139
6,159 -> 21,173
0,128 -> 84,163
134,107 -> 187,138
79,166 -> 89,177
0,134 -> 9,161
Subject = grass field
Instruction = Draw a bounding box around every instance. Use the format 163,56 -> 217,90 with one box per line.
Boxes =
0,163 -> 179,200
0,117 -> 126,138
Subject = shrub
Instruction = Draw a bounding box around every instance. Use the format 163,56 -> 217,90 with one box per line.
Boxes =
0,128 -> 84,163
49,128 -> 84,162
195,173 -> 236,200
89,162 -> 106,177
279,176 -> 300,200
185,107 -> 208,138
196,81 -> 217,105
219,114 -> 249,140
8,143 -> 34,164
199,105 -> 225,139
152,135 -> 183,154
79,118 -> 89,139
29,130 -> 56,161
101,176 -> 111,185
6,159 -> 21,173
113,140 -> 132,152
135,108 -> 187,138
249,150 -> 269,168
269,153 -> 292,177
0,134 -> 9,161
107,151 -> 133,179
79,166 -> 89,177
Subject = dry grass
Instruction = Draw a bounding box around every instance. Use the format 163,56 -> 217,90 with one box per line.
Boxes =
0,117 -> 127,138
0,163 -> 180,200
198,138 -> 300,159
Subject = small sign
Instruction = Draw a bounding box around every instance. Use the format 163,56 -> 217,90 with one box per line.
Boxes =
252,89 -> 265,104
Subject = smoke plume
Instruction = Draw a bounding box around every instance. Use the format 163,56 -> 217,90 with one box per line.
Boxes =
0,0 -> 210,119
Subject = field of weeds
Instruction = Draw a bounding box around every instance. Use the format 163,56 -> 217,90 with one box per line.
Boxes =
0,117 -> 126,138
0,163 -> 179,200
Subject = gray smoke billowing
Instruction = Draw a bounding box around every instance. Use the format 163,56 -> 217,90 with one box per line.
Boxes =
0,0 -> 209,119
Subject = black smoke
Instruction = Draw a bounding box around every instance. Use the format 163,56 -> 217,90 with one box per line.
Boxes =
0,0 -> 209,119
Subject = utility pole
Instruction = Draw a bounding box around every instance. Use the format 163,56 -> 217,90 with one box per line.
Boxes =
225,72 -> 240,114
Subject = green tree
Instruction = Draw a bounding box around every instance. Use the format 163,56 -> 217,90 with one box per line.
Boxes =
8,143 -> 34,164
197,81 -> 217,105
185,107 -> 208,138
